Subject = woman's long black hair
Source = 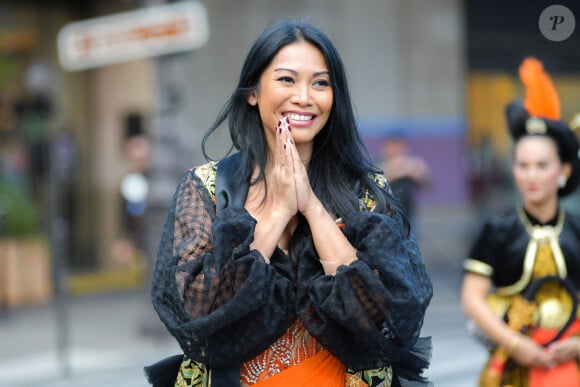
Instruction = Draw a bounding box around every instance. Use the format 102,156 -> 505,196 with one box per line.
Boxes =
202,19 -> 408,232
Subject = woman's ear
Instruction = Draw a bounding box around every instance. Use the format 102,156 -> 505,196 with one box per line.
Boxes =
248,90 -> 258,106
563,162 -> 573,180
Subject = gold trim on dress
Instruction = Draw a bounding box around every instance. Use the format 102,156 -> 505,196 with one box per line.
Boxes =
519,206 -> 567,278
496,207 -> 567,296
194,161 -> 218,198
463,259 -> 493,277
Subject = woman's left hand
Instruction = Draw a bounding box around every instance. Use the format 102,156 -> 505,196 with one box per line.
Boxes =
547,337 -> 580,364
284,127 -> 318,215
281,120 -> 357,273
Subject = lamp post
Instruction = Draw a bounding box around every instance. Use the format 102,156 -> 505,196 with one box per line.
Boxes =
0,193 -> 11,319
25,60 -> 71,377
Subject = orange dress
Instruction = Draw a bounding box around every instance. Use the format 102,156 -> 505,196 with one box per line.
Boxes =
240,319 -> 345,386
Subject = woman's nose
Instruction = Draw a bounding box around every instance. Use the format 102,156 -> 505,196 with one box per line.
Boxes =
527,168 -> 538,180
291,84 -> 312,106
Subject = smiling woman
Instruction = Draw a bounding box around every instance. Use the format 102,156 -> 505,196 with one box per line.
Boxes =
147,19 -> 433,387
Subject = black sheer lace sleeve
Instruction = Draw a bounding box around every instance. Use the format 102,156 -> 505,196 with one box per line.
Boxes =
151,169 -> 296,367
296,187 -> 432,383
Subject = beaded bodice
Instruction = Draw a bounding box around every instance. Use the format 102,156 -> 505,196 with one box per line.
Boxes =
240,319 -> 323,385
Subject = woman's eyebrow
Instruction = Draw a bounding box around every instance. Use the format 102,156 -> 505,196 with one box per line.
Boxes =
274,67 -> 297,75
274,68 -> 330,77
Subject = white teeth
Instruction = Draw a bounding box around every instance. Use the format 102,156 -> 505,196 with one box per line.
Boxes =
287,113 -> 313,121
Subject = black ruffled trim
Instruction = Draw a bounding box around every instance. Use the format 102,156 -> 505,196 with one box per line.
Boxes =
296,210 -> 432,380
152,202 -> 296,367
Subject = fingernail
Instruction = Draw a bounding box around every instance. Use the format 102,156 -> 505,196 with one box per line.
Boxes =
283,143 -> 286,149
285,117 -> 290,124
288,125 -> 291,131
289,139 -> 294,144
278,127 -> 282,134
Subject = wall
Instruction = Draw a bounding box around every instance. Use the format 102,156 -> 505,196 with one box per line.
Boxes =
1,0 -> 466,275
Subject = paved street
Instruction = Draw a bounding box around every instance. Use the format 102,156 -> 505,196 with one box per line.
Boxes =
419,203 -> 489,386
0,288 -> 180,387
0,271 -> 488,387
0,204 -> 490,386
422,266 -> 488,386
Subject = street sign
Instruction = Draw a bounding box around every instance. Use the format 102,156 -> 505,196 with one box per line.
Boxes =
57,1 -> 209,71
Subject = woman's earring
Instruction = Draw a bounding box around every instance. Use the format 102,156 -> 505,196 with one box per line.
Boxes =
558,175 -> 567,188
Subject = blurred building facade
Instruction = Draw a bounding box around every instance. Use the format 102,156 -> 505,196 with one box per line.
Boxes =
465,0 -> 580,214
0,0 -> 475,305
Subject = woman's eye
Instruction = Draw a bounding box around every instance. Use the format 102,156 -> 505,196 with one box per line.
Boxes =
313,79 -> 330,88
277,76 -> 294,83
515,162 -> 527,169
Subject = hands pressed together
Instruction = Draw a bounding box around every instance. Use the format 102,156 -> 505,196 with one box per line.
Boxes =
270,117 -> 317,220
510,334 -> 580,369
247,117 -> 357,273
247,117 -> 322,262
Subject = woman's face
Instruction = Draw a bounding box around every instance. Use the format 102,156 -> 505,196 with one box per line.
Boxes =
512,136 -> 569,206
248,40 -> 333,156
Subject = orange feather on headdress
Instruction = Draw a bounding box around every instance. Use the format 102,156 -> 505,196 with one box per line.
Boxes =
518,57 -> 561,120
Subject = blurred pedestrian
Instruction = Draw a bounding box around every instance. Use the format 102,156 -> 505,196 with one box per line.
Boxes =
379,132 -> 430,224
147,19 -> 433,387
461,57 -> 580,387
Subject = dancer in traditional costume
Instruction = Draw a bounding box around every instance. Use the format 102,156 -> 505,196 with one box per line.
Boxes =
462,57 -> 580,387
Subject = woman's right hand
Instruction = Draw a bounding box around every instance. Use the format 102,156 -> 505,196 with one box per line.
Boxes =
510,335 -> 554,369
462,274 -> 555,369
247,118 -> 298,260
269,117 -> 298,218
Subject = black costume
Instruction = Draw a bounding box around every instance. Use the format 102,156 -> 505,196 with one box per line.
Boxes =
465,207 -> 580,294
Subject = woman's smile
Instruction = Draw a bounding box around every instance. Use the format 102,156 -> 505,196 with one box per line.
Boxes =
283,111 -> 317,127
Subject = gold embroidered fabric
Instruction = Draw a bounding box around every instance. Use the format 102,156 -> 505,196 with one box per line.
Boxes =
175,357 -> 210,387
193,162 -> 218,207
240,319 -> 323,384
531,241 -> 575,327
345,367 -> 393,387
239,318 -> 393,385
